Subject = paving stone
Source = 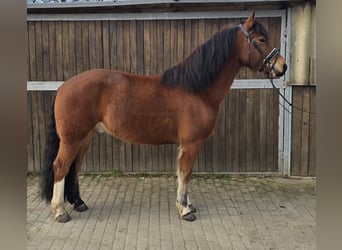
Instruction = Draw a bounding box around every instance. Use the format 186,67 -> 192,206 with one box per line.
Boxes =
27,176 -> 316,249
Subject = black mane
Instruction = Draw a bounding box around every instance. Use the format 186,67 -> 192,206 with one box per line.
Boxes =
160,20 -> 269,92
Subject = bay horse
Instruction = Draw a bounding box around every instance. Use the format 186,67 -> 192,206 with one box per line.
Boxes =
41,13 -> 287,223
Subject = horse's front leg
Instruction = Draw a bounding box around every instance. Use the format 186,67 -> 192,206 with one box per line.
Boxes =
176,142 -> 202,222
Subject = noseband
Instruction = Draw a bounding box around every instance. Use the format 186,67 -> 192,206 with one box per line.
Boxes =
238,24 -> 279,74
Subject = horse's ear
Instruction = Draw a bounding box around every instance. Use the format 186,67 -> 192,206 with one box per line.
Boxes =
245,11 -> 255,30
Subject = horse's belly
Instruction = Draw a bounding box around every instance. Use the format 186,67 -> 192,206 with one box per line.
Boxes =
96,121 -> 178,145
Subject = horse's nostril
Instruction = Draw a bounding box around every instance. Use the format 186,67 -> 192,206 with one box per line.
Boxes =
283,63 -> 288,72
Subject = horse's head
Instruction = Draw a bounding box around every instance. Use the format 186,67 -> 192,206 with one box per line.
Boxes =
238,12 -> 287,77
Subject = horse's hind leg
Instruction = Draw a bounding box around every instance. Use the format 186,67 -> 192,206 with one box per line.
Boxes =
67,134 -> 93,212
176,142 -> 203,222
51,140 -> 80,223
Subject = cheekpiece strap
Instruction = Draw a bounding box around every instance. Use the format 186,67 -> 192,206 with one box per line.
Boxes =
238,24 -> 252,41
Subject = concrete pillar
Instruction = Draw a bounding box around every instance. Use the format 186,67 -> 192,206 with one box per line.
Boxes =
290,1 -> 316,85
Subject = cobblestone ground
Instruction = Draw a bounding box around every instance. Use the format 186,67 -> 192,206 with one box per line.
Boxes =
27,175 -> 315,250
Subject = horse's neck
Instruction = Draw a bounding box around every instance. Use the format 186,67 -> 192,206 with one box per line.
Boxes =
202,58 -> 241,109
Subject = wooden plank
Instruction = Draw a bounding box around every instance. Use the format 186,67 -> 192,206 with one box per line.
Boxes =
103,20 -> 110,69
130,20 -> 137,73
75,22 -> 83,74
170,20 -> 178,66
272,90 -> 279,172
123,20 -> 131,72
125,143 -> 133,173
42,21 -> 50,80
28,22 -> 36,80
115,20 -> 124,71
27,93 -> 34,171
95,20 -> 103,68
68,21 -> 76,78
27,24 -> 31,80
308,87 -> 316,176
31,92 -> 40,172
190,19 -> 199,52
219,18 -> 228,32
37,92 -> 46,171
259,89 -> 267,171
56,21 -> 64,80
198,19 -> 207,46
238,89 -> 247,171
62,21 -> 70,80
265,89 -> 275,172
184,19 -> 192,59
81,21 -> 90,71
109,20 -> 117,70
48,21 -> 57,80
290,87 -> 303,176
156,20 -> 164,73
253,90 -> 260,171
88,21 -> 97,69
35,21 -> 43,81
176,20 -> 184,64
143,20 -> 151,74
112,138 -> 121,172
134,144 -> 142,172
230,90 -> 240,172
246,90 -> 253,171
136,20 -> 144,74
150,20 -> 158,74
99,134 -> 107,172
86,137 -> 93,172
92,134 -> 100,173
300,87 -> 310,176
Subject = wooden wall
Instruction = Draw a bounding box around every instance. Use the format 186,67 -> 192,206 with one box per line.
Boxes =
27,17 -> 283,173
291,86 -> 316,176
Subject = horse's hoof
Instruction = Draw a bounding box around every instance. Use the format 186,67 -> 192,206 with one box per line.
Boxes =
182,213 -> 196,222
74,203 -> 88,212
55,213 -> 71,223
189,204 -> 197,213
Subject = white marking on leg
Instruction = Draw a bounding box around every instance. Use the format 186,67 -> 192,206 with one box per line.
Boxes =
187,196 -> 192,206
176,148 -> 192,216
51,178 -> 66,218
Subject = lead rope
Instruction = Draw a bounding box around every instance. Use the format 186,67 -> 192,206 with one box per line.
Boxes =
268,75 -> 316,127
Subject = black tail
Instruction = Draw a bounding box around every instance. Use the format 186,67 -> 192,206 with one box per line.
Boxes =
41,97 -> 60,202
40,97 -> 78,203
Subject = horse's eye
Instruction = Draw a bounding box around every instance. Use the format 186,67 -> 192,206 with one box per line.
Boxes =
258,37 -> 266,43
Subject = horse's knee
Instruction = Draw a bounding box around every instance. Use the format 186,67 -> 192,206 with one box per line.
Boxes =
53,159 -> 69,182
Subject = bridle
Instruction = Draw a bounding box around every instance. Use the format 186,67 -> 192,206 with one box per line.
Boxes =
238,23 -> 316,126
238,24 -> 280,75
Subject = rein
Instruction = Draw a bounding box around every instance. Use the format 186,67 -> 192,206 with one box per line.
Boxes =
238,24 -> 316,127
